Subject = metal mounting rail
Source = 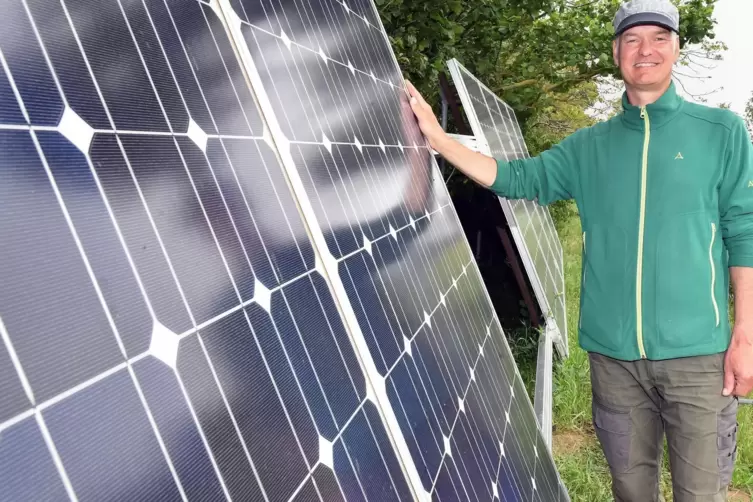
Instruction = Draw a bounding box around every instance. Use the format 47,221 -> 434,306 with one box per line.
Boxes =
534,321 -> 555,450
431,133 -> 486,156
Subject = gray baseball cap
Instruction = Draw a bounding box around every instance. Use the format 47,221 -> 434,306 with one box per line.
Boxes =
613,0 -> 680,37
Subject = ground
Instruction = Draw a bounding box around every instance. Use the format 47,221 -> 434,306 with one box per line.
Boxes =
513,199 -> 753,501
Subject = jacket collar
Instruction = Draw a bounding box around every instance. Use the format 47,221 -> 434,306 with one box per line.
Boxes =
620,80 -> 684,129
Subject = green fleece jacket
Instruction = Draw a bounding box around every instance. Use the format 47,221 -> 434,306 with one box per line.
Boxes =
490,81 -> 753,361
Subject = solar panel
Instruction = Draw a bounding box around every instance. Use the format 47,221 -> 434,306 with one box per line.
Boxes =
447,59 -> 569,359
0,0 -> 568,500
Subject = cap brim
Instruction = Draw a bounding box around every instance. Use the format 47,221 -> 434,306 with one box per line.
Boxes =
614,12 -> 678,37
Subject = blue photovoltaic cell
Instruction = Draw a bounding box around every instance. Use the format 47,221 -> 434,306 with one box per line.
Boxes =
0,1 -> 64,126
37,130 -> 154,358
0,64 -> 24,125
43,371 -> 183,501
0,343 -> 28,424
0,129 -> 125,403
176,334 -> 266,500
133,356 -> 227,500
0,0 -> 568,500
88,133 -> 195,335
0,418 -> 69,501
24,0 -> 112,130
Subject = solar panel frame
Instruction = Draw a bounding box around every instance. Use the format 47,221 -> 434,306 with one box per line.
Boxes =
446,58 -> 569,360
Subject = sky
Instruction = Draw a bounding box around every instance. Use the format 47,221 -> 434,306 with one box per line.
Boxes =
675,0 -> 752,116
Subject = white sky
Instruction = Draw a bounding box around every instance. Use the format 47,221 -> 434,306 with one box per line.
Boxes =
675,0 -> 752,116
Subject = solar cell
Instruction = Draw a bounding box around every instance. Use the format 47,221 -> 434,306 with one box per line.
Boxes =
447,59 -> 569,359
0,0 -> 568,500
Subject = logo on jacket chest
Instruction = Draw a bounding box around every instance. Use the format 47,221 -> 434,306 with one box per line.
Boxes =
659,145 -> 720,197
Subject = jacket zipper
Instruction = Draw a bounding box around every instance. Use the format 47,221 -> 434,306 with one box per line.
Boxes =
710,222 -> 720,326
636,106 -> 649,359
582,231 -> 587,287
580,231 -> 586,330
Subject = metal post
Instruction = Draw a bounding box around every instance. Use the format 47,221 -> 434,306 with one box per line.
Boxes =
438,90 -> 448,171
534,322 -> 555,450
438,72 -> 469,135
441,93 -> 448,130
496,226 -> 541,328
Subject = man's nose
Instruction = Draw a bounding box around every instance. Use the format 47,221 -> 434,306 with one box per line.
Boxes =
639,40 -> 653,56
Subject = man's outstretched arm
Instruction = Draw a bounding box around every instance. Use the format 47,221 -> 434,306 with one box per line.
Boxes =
405,80 -> 580,205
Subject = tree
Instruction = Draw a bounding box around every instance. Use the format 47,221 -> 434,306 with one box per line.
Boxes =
377,0 -> 721,118
524,81 -> 599,156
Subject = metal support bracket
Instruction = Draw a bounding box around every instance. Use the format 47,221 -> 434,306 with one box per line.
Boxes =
431,133 -> 486,156
534,320 -> 556,451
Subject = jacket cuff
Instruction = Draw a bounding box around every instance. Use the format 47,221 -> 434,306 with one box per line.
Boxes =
728,254 -> 753,268
489,159 -> 509,196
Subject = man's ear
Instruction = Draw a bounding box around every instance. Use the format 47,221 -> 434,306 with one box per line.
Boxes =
612,37 -> 620,66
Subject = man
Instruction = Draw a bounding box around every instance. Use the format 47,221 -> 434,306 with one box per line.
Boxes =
406,0 -> 753,500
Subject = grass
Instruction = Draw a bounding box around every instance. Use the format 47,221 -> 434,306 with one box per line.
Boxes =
519,199 -> 753,501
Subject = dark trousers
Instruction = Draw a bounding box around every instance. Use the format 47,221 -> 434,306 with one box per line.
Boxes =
588,352 -> 738,501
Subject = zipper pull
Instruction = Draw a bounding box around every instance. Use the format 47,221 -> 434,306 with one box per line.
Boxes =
640,106 -> 646,119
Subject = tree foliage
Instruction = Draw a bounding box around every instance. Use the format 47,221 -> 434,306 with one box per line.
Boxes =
524,81 -> 600,155
377,0 -> 721,197
377,0 -> 720,117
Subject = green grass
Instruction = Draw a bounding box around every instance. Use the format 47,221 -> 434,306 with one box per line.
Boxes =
550,430 -> 614,502
536,199 -> 753,500
733,406 -> 753,491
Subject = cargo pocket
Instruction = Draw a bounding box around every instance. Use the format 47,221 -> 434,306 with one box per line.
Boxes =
593,399 -> 632,473
717,398 -> 738,488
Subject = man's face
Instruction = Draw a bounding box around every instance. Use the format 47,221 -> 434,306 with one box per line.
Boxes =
612,25 -> 679,89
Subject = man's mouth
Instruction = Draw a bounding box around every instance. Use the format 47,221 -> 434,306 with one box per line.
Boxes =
635,62 -> 659,68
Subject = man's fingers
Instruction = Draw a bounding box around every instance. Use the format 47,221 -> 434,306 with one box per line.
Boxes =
405,80 -> 417,103
405,79 -> 427,106
736,374 -> 753,397
405,81 -> 420,108
722,363 -> 735,396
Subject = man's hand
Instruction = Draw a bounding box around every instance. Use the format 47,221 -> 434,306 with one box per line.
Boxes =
405,80 -> 447,151
403,79 -> 499,188
723,325 -> 753,397
726,267 -> 753,397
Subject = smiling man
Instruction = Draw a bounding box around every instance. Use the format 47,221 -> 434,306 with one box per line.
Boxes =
406,0 -> 753,500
